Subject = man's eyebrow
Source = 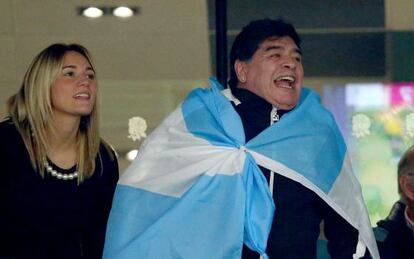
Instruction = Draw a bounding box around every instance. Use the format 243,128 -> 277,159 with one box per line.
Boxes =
264,45 -> 302,56
264,45 -> 283,52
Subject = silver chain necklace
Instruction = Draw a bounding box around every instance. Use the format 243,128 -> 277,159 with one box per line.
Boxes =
44,160 -> 78,180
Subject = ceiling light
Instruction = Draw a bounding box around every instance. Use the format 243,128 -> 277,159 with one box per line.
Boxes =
126,149 -> 138,161
112,6 -> 135,18
82,7 -> 104,18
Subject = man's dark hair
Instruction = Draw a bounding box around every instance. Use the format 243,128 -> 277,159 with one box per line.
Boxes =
228,18 -> 301,90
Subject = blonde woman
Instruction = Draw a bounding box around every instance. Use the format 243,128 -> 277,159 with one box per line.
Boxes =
0,43 -> 119,258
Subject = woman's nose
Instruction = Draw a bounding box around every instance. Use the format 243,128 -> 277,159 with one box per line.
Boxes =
77,74 -> 91,86
78,76 -> 91,86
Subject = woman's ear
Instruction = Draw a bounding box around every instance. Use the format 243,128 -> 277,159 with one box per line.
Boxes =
400,175 -> 414,201
234,60 -> 248,83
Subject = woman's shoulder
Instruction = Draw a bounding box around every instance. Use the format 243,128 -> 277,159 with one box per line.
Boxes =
99,139 -> 118,162
0,117 -> 19,138
0,116 -> 14,127
98,140 -> 119,180
0,117 -> 25,157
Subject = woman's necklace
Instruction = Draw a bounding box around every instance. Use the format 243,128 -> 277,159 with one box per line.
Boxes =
44,160 -> 78,180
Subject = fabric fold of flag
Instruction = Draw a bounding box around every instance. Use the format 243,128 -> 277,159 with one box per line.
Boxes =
104,78 -> 379,259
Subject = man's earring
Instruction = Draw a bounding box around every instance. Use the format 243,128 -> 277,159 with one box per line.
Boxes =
240,76 -> 246,83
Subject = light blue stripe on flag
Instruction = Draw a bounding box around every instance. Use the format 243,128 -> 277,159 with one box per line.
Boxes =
246,88 -> 345,194
104,78 -> 379,259
182,85 -> 245,147
105,174 -> 246,259
181,80 -> 275,256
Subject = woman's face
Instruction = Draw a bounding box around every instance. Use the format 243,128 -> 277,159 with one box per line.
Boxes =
50,51 -> 97,121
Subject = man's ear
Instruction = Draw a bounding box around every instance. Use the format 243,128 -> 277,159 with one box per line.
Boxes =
234,60 -> 248,83
400,175 -> 414,201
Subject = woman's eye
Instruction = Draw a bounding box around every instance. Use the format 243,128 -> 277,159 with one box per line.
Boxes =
63,71 -> 75,77
86,73 -> 95,80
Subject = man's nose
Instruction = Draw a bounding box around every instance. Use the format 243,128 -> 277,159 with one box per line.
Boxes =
282,57 -> 296,69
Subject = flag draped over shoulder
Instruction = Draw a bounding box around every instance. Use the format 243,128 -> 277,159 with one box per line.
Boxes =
104,78 -> 379,259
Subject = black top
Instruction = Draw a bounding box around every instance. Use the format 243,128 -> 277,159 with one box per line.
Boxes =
373,200 -> 414,259
0,118 -> 119,258
231,88 -> 358,259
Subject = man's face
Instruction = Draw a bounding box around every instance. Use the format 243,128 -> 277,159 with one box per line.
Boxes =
235,36 -> 304,109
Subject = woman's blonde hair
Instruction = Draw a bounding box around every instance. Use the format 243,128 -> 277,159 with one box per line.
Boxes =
7,43 -> 101,183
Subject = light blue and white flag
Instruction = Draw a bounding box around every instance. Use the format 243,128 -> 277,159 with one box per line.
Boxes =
104,78 -> 379,259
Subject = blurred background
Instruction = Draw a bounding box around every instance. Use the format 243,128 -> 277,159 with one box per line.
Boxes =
1,0 -> 414,230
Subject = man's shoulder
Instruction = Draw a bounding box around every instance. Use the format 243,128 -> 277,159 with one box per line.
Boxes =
374,201 -> 410,243
373,226 -> 389,243
374,222 -> 414,258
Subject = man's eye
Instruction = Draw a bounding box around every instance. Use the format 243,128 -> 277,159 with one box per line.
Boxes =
270,53 -> 281,58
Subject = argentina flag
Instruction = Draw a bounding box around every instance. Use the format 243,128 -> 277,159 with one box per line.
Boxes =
103,78 -> 379,259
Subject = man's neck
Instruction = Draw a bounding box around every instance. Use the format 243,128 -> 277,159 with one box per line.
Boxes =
230,87 -> 292,115
404,205 -> 414,232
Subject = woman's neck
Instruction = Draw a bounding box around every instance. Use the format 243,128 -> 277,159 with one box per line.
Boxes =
46,115 -> 80,169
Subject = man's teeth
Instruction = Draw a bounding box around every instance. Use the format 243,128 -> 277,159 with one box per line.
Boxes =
277,76 -> 295,82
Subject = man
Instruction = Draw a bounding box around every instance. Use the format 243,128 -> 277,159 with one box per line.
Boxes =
373,145 -> 414,258
228,18 -> 357,259
104,19 -> 378,259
